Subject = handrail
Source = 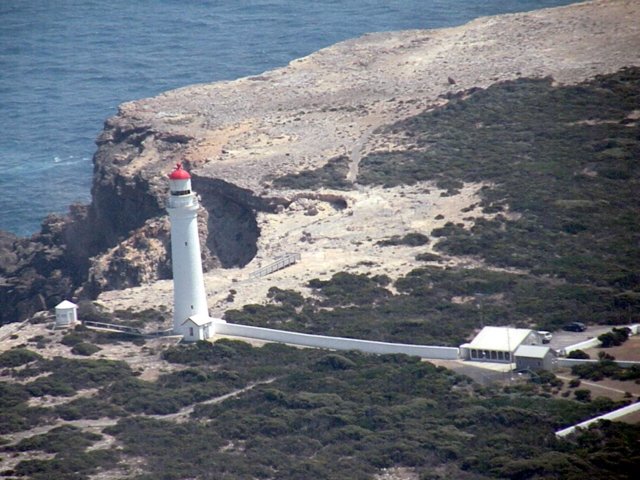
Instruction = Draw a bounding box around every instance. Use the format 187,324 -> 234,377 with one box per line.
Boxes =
82,320 -> 143,335
250,253 -> 301,278
82,320 -> 175,338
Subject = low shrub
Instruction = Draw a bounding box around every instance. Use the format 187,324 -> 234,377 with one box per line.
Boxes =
574,389 -> 592,402
568,350 -> 590,359
598,327 -> 631,348
61,331 -> 86,347
0,348 -> 42,368
71,343 -> 102,356
377,232 -> 430,247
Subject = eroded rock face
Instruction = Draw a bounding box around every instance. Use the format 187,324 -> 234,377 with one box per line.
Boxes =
0,208 -> 85,324
2,0 -> 639,324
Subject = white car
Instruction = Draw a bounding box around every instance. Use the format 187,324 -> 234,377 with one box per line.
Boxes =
538,331 -> 553,343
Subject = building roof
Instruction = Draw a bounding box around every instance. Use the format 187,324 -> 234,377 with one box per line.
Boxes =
461,326 -> 534,352
169,163 -> 191,180
181,313 -> 212,327
55,300 -> 77,310
515,345 -> 552,359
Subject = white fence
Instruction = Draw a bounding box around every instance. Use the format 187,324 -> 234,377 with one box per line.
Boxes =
558,358 -> 640,369
560,337 -> 601,356
559,324 -> 640,357
556,401 -> 640,437
213,321 -> 459,360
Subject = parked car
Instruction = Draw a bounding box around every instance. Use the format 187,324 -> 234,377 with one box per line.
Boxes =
563,322 -> 586,332
537,331 -> 553,343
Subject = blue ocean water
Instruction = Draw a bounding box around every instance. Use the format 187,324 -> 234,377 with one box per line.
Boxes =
0,0 -> 580,237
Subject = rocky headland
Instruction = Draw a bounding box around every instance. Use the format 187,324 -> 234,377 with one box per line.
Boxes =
1,0 -> 639,324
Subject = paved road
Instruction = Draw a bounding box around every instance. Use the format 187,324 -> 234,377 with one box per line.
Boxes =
548,325 -> 612,350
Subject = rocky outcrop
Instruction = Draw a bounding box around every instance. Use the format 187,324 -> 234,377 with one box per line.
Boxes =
0,209 -> 83,324
2,0 -> 639,324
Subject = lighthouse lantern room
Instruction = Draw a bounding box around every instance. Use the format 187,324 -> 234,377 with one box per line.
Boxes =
167,163 -> 209,335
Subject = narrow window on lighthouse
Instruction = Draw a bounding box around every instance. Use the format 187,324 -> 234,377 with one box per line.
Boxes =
185,241 -> 188,246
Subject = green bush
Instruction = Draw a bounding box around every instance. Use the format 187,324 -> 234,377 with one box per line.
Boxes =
415,252 -> 441,262
272,155 -> 352,190
0,348 -> 42,368
0,382 -> 29,408
9,425 -> 101,454
76,301 -> 114,322
61,331 -> 86,347
377,232 -> 430,247
315,354 -> 356,371
71,342 -> 102,356
13,449 -> 119,480
598,327 -> 631,347
568,350 -> 590,359
574,389 -> 592,402
0,404 -> 51,434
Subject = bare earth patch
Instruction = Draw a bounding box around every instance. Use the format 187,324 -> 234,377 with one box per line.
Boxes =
590,335 -> 640,362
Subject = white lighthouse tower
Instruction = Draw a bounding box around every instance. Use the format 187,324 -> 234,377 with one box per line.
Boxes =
167,163 -> 209,336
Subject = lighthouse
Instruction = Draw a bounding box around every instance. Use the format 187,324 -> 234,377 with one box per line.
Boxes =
167,163 -> 209,336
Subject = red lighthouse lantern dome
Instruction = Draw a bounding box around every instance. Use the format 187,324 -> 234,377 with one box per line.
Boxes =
169,163 -> 192,196
169,163 -> 191,180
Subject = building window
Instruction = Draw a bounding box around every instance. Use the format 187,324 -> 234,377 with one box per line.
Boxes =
505,352 -> 510,361
498,351 -> 504,360
491,351 -> 497,360
471,349 -> 477,359
189,327 -> 194,337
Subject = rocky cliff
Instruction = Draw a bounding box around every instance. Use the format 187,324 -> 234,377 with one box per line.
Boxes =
2,0 -> 639,324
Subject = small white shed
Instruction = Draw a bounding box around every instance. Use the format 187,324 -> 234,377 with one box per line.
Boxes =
181,314 -> 214,342
54,300 -> 78,328
514,345 -> 557,371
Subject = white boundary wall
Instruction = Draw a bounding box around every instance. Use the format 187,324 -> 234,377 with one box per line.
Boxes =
556,401 -> 640,438
560,337 -> 601,356
560,324 -> 640,356
558,358 -> 640,368
214,321 -> 459,360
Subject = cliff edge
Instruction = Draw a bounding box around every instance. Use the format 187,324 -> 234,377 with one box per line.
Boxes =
2,0 -> 639,324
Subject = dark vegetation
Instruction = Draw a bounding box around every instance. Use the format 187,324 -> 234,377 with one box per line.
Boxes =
572,359 -> 640,382
0,341 -> 638,479
415,252 -> 442,262
0,348 -> 42,368
568,349 -> 590,359
61,324 -> 146,347
3,424 -> 119,480
271,155 -> 352,190
377,232 -> 430,247
77,300 -> 168,329
598,327 -> 631,348
357,68 -> 640,327
225,264 -> 633,345
70,342 -> 102,356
